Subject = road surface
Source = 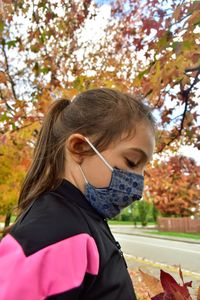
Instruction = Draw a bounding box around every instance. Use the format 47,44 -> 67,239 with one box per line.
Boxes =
112,232 -> 200,274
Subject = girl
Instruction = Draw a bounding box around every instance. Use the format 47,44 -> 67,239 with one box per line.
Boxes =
0,88 -> 155,300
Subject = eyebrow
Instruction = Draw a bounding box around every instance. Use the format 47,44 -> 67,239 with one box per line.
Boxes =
126,148 -> 151,162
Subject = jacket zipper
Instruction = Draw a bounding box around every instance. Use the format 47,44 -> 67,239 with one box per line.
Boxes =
103,219 -> 128,269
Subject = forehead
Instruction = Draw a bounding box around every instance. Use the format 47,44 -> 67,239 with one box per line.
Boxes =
111,121 -> 155,160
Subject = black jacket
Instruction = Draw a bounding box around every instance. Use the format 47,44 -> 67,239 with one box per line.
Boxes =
0,178 -> 137,299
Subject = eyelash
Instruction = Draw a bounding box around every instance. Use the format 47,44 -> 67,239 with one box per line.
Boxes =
125,158 -> 137,168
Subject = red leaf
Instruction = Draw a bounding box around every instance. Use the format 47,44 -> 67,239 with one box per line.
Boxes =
143,19 -> 160,35
184,281 -> 192,288
151,292 -> 165,300
160,270 -> 191,299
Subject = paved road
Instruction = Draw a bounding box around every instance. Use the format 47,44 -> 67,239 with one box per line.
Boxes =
112,232 -> 200,274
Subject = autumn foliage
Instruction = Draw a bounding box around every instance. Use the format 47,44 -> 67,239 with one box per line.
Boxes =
0,0 -> 199,220
145,156 -> 200,216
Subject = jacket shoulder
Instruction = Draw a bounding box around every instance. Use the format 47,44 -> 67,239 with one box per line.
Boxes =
10,191 -> 92,256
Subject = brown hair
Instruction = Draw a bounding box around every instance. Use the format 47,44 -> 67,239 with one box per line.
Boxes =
9,88 -> 156,229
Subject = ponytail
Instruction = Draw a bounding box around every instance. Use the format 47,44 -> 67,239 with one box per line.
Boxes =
14,98 -> 71,223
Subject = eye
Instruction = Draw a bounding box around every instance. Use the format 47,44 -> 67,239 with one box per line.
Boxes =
125,158 -> 137,168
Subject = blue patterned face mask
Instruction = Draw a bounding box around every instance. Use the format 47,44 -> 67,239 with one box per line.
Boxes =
79,137 -> 144,219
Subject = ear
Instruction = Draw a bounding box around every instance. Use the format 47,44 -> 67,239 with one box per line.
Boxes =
65,133 -> 90,164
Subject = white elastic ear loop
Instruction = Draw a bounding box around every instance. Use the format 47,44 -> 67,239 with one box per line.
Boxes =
84,137 -> 113,172
79,165 -> 88,184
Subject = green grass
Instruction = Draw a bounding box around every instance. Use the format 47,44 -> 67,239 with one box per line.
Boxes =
108,220 -> 134,225
146,230 -> 200,239
108,220 -> 156,225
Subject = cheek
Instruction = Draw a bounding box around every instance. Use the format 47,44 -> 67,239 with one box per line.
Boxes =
81,155 -> 112,188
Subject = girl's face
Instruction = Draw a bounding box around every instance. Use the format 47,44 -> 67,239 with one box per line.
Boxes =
65,120 -> 155,193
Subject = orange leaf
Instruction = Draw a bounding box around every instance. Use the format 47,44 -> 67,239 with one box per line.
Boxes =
139,269 -> 163,296
197,286 -> 200,300
0,72 -> 7,84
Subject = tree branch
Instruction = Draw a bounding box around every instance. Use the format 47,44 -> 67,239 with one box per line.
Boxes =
185,65 -> 200,73
156,66 -> 200,153
2,40 -> 18,101
0,89 -> 15,118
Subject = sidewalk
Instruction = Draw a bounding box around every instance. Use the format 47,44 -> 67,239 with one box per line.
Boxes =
109,225 -> 200,244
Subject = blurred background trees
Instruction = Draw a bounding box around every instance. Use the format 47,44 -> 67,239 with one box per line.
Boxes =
0,0 -> 199,226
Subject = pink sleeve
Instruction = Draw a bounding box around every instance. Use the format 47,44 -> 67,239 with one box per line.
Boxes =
0,233 -> 99,300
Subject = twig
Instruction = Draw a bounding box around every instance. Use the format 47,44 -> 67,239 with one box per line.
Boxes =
156,66 -> 200,153
2,41 -> 18,100
185,65 -> 200,73
0,89 -> 15,117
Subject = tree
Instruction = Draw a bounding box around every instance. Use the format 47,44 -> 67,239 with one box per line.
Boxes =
144,156 -> 200,217
137,200 -> 150,226
0,0 -> 199,224
1,0 -> 199,146
109,0 -> 200,152
0,122 -> 38,231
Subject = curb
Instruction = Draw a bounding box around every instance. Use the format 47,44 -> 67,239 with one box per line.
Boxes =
111,230 -> 200,244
